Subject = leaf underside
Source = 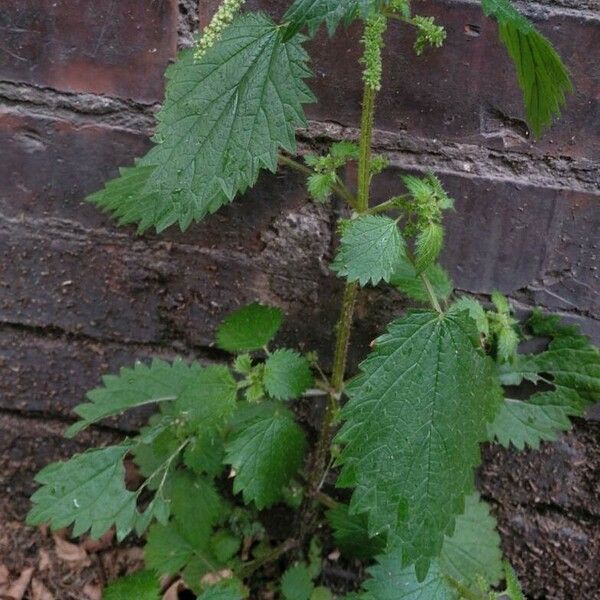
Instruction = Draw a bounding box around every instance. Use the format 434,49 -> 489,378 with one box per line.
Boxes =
481,0 -> 572,136
336,310 -> 502,578
88,12 -> 314,232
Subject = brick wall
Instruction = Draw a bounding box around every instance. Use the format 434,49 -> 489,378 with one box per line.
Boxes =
0,1 -> 598,597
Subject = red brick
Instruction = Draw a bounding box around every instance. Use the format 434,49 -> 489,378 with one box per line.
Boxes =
203,0 -> 600,161
0,109 -> 151,227
0,0 -> 178,103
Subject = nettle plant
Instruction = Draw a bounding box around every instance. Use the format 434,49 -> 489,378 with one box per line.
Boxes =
27,0 -> 599,598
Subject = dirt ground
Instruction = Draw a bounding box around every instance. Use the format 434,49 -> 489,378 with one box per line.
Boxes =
1,412 -> 598,599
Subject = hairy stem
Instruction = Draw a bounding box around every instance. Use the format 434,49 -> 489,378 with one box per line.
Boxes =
421,272 -> 443,314
302,18 -> 386,536
239,538 -> 298,579
357,85 -> 376,212
278,154 -> 357,208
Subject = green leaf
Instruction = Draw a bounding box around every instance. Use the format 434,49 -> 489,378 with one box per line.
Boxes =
439,493 -> 503,592
308,172 -> 337,203
489,311 -> 599,449
414,222 -> 443,273
210,530 -> 241,563
281,564 -> 314,600
197,581 -> 245,600
225,402 -> 307,509
66,358 -> 189,436
336,310 -> 502,577
145,521 -> 212,576
216,303 -> 283,352
183,433 -> 225,477
504,561 -> 526,600
311,589 -> 333,600
264,349 -> 314,400
89,13 -> 314,232
326,503 -> 386,560
132,416 -> 181,488
362,553 -> 457,599
283,0 -> 374,40
481,0 -> 572,136
391,260 -> 453,304
332,215 -> 406,286
173,365 -> 238,431
28,445 -> 137,541
487,389 -> 582,451
103,571 -> 160,600
451,297 -> 489,337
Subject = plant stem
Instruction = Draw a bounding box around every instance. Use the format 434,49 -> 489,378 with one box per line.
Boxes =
421,272 -> 443,314
357,84 -> 376,213
304,18 -> 384,513
278,154 -> 358,208
239,538 -> 298,578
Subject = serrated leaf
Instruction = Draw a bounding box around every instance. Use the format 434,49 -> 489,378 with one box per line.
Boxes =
197,581 -> 245,600
174,365 -> 237,431
308,172 -> 337,203
481,0 -> 572,136
311,589 -> 333,600
326,503 -> 386,560
336,310 -> 502,577
451,297 -> 489,337
414,222 -> 443,274
391,260 -> 453,304
283,0 -> 375,40
264,349 -> 314,400
210,530 -> 241,563
184,433 -> 225,477
28,445 -> 137,541
332,215 -> 406,286
89,13 -> 314,232
103,571 -> 160,600
489,311 -> 599,449
362,553 -> 457,599
225,402 -> 307,509
487,389 -> 582,451
132,416 -> 181,488
504,561 -> 526,600
216,303 -> 283,352
439,493 -> 503,592
281,564 -> 314,600
67,358 -> 189,436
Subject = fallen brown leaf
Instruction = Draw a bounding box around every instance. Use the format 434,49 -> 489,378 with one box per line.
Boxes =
6,566 -> 34,600
53,536 -> 91,569
31,578 -> 53,600
201,569 -> 234,586
162,579 -> 186,600
83,582 -> 102,600
37,550 -> 51,572
82,530 -> 114,553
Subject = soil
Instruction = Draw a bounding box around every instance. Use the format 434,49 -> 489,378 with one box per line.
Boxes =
1,412 -> 599,599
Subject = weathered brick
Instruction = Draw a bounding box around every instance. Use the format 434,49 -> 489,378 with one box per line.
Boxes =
0,108 -> 151,227
373,166 -> 600,331
0,0 -> 178,103
203,0 -> 600,161
0,325 -> 176,426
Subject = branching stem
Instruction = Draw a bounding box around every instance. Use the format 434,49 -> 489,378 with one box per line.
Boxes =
278,154 -> 358,208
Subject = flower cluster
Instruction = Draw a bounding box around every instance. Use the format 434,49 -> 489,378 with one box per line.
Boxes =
195,0 -> 246,60
412,15 -> 446,56
361,14 -> 388,91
